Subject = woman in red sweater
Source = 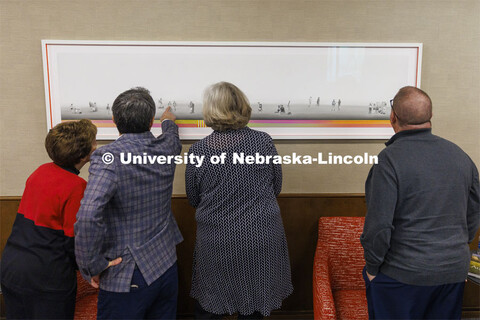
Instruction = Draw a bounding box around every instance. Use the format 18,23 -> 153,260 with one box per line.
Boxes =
1,119 -> 97,319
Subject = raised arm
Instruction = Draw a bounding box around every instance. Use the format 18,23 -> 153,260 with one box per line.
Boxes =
158,107 -> 182,156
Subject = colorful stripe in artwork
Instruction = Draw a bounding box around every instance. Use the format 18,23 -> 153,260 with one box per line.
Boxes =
172,120 -> 208,127
247,120 -> 391,127
62,119 -> 391,128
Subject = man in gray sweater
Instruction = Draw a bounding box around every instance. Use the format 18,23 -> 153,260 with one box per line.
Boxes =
361,86 -> 479,319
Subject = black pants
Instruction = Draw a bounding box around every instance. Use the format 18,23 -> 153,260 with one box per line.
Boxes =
97,263 -> 178,320
363,267 -> 465,319
194,300 -> 264,320
1,283 -> 76,320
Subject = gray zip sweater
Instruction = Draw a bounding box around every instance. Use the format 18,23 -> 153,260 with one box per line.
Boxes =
361,128 -> 480,286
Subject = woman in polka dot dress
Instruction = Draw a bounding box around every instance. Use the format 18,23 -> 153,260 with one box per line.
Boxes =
186,82 -> 293,319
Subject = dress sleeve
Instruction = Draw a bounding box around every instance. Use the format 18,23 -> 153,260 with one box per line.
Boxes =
185,145 -> 200,208
268,137 -> 282,196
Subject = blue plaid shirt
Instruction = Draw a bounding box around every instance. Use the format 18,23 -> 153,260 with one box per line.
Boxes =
75,120 -> 183,292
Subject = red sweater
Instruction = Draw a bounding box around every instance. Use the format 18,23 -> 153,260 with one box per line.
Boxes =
1,163 -> 86,293
18,162 -> 86,237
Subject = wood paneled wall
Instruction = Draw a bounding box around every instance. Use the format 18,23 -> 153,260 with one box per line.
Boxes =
1,195 -> 479,317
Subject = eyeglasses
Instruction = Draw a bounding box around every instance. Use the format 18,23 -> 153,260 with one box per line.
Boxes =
390,99 -> 401,121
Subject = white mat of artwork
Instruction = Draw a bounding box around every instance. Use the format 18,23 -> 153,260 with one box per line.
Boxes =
42,40 -> 422,139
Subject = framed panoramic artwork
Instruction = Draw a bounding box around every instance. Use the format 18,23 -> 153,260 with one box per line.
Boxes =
42,41 -> 422,139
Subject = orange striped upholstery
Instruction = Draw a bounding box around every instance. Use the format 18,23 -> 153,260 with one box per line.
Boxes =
75,271 -> 98,320
313,217 -> 368,320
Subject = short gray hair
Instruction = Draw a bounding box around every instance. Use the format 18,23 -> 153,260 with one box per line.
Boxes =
112,87 -> 156,134
202,82 -> 252,131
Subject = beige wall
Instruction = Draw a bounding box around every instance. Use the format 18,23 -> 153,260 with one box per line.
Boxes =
1,0 -> 478,196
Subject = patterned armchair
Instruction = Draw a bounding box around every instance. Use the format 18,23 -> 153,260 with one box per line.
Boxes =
74,271 -> 98,320
313,217 -> 368,320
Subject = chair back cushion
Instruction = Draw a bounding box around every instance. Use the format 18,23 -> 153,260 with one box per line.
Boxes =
76,271 -> 98,301
75,271 -> 98,319
317,217 -> 366,290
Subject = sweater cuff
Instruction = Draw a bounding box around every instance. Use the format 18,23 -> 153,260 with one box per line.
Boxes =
366,264 -> 379,276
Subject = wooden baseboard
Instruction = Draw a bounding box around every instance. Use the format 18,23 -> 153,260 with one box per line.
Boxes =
1,194 -> 478,316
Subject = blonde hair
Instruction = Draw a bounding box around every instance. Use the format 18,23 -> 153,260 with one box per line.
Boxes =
202,82 -> 252,131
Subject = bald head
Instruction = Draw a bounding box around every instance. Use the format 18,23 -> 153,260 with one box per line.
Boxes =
392,86 -> 432,127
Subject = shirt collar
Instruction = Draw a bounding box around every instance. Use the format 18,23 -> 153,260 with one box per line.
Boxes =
385,128 -> 432,146
117,131 -> 155,141
58,164 -> 80,175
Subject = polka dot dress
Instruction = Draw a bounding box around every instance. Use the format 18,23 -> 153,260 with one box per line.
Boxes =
185,127 -> 293,316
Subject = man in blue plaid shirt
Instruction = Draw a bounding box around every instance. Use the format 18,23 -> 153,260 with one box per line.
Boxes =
75,87 -> 183,319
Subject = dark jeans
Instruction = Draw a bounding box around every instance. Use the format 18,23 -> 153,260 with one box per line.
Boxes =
363,267 -> 465,319
1,283 -> 76,319
194,300 -> 263,320
97,262 -> 178,320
